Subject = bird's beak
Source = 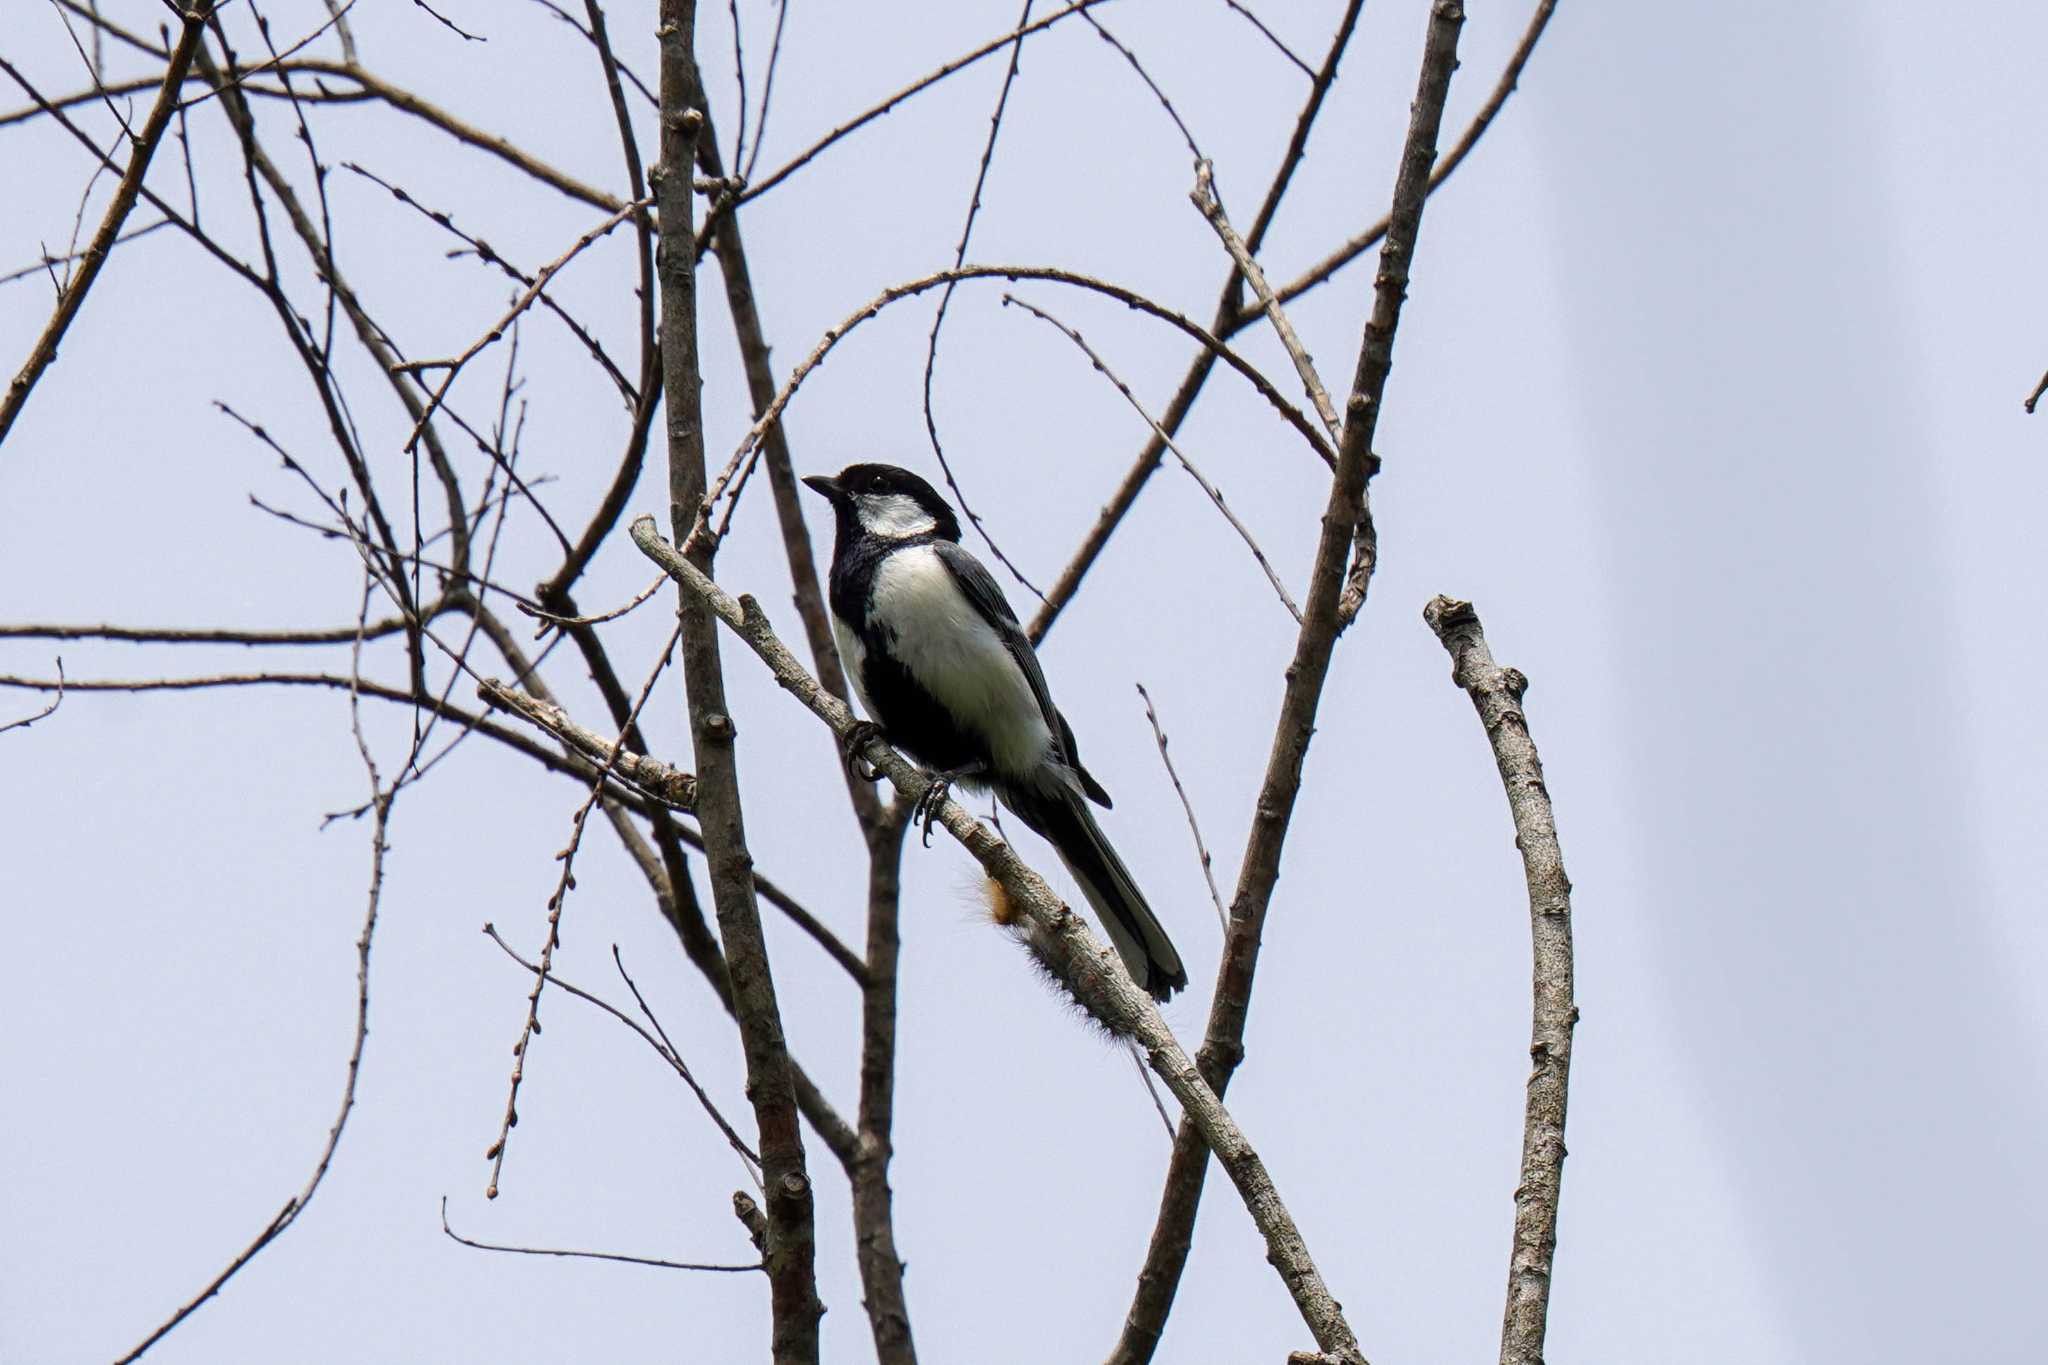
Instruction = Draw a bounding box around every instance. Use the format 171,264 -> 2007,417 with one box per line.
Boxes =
801,474 -> 841,500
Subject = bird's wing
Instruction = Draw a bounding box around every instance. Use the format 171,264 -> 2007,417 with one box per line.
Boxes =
933,540 -> 1113,807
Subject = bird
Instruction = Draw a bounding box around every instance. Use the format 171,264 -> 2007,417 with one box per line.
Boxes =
803,462 -> 1188,1001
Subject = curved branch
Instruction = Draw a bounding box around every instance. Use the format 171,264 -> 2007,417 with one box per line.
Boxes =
1423,597 -> 1578,1365
442,1198 -> 759,1274
700,262 -> 1334,549
736,0 -> 1111,206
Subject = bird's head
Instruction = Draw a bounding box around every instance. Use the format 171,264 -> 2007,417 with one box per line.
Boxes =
802,463 -> 961,544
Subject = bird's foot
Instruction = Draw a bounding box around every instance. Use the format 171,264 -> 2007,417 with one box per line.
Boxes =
911,763 -> 983,847
841,721 -> 886,783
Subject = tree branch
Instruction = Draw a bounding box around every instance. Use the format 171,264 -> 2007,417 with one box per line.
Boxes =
656,5 -> 821,1357
441,1198 -> 759,1274
0,0 -> 216,449
1025,0 -> 1366,645
1111,6 -> 1468,1359
1422,597 -> 1578,1365
478,678 -> 697,808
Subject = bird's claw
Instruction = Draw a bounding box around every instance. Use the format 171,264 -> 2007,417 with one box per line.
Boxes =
841,720 -> 885,783
911,772 -> 955,847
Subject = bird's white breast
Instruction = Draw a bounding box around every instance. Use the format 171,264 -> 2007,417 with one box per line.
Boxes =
866,545 -> 1051,775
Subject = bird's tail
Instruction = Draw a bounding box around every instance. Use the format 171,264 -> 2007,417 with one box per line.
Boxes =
1002,786 -> 1187,1001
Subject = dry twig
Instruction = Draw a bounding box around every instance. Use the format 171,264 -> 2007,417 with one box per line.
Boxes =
441,1197 -> 760,1273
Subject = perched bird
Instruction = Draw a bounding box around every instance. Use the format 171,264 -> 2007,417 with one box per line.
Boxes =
803,462 -> 1188,1001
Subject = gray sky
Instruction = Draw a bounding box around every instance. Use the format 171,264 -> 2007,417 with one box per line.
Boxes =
3,1 -> 2044,1361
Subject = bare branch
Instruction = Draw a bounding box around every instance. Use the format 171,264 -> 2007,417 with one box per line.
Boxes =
1422,597 -> 1578,1365
0,669 -> 658,801
114,726 -> 389,1362
0,658 -> 64,736
852,807 -> 918,1365
1005,293 -> 1303,624
1221,1 -> 1314,79
1112,7 -> 1468,1359
396,196 -> 646,460
1270,0 -> 1561,312
441,1198 -> 758,1273
481,622 -> 683,1199
480,925 -> 761,1172
0,614 -> 419,646
478,678 -> 698,808
1191,161 -> 1339,442
0,1 -> 216,449
1134,683 -> 1226,933
1026,0 -> 1366,647
689,70 -> 882,827
703,263 -> 1333,554
657,5 -> 822,1355
516,574 -> 666,635
921,0 -> 1048,602
737,0 -> 1110,206
1079,11 -> 1202,163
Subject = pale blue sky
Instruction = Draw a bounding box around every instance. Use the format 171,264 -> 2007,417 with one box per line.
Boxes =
3,2 -> 2044,1361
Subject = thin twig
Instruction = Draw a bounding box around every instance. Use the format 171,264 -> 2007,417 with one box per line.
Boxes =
737,0 -> 1110,206
701,263 -> 1333,551
1192,161 -> 1339,440
408,0 -> 484,43
441,1198 -> 759,1273
1005,293 -> 1303,623
0,659 -> 64,736
395,198 -> 646,456
742,0 -> 789,184
342,161 -> 638,407
482,622 -> 683,1199
0,218 -> 173,288
0,669 -> 655,801
516,573 -> 666,635
1423,597 -> 1578,1365
1134,683 -> 1226,933
0,1 -> 217,449
479,925 -> 761,1171
1130,1042 -> 1178,1139
1270,0 -> 1561,313
112,587 -> 390,1361
1080,11 -> 1202,162
921,0 -> 1047,601
1026,0 -> 1367,649
1221,0 -> 1314,78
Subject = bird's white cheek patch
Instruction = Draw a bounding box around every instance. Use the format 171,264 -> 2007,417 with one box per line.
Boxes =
867,547 -> 1051,774
855,493 -> 938,540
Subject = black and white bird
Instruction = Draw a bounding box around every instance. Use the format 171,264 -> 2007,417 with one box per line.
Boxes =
803,463 -> 1188,1001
